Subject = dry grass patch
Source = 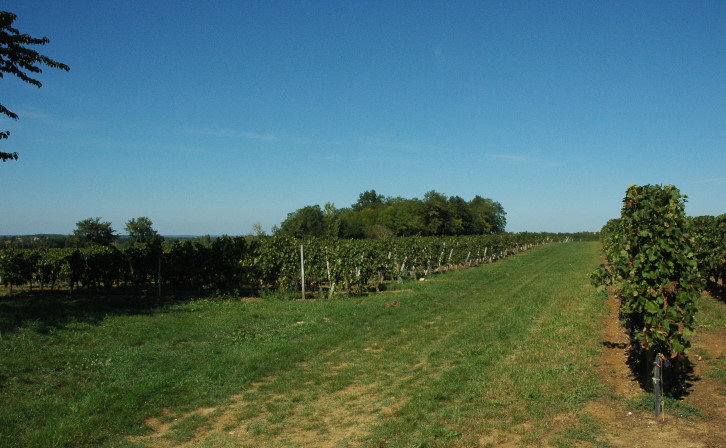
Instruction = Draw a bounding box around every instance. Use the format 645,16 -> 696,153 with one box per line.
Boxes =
130,373 -> 406,448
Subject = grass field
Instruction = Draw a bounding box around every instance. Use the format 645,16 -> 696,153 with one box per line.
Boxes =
2,242 -> 612,447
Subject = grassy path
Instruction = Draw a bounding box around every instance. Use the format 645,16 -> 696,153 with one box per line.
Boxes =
1,242 -> 606,447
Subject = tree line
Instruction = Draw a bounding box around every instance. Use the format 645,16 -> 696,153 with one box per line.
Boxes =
1,217 -> 209,250
275,190 -> 507,239
6,189 -> 506,248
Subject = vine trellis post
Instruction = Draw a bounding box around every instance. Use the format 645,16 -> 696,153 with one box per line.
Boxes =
300,244 -> 305,300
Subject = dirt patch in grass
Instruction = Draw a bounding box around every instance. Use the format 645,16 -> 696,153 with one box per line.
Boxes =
129,373 -> 404,448
583,293 -> 726,448
478,427 -> 525,447
280,383 -> 402,448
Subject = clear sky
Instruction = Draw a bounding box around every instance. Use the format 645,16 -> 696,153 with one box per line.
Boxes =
1,1 -> 724,235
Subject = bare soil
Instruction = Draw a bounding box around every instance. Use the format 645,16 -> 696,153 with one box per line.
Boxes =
589,293 -> 726,448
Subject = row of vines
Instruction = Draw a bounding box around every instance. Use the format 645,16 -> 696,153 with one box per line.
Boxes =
1,233 -> 569,296
594,184 -> 725,395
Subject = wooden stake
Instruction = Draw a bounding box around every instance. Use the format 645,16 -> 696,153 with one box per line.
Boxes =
300,244 -> 305,300
326,250 -> 334,299
158,256 -> 162,297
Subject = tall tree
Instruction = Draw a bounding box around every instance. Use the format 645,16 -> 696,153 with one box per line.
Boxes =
469,196 -> 507,233
1,11 -> 69,162
447,195 -> 474,235
125,216 -> 162,245
352,190 -> 385,211
278,205 -> 326,238
73,217 -> 117,247
251,222 -> 267,237
322,202 -> 342,238
422,190 -> 451,236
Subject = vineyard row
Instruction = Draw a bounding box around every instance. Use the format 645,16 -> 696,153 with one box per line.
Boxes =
593,184 -> 725,401
1,233 -> 573,296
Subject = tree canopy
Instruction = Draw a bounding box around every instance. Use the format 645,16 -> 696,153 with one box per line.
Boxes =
277,205 -> 327,238
277,190 -> 506,239
125,217 -> 163,246
73,217 -> 117,247
1,11 -> 69,162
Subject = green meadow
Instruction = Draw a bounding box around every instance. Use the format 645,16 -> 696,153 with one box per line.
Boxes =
1,242 -> 611,447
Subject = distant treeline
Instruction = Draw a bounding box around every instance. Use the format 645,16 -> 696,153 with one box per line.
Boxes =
275,190 -> 508,239
0,234 -> 209,250
3,189 -> 598,250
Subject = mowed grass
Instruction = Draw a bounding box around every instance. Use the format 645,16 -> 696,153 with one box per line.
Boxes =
1,242 -> 607,447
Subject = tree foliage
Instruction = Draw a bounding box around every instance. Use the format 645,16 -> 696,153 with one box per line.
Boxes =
125,216 -> 162,246
278,205 -> 326,238
1,11 -> 69,162
73,217 -> 117,247
277,190 -> 506,239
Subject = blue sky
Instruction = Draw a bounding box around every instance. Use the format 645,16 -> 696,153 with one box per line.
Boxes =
2,1 -> 724,235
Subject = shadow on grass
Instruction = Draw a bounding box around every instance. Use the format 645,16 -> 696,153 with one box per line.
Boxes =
706,279 -> 725,304
601,341 -> 627,350
0,286 -> 253,335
